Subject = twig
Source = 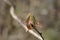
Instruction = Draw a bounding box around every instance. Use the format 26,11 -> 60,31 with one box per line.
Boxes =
4,0 -> 44,40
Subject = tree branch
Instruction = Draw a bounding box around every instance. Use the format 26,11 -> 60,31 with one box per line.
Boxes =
4,0 -> 44,40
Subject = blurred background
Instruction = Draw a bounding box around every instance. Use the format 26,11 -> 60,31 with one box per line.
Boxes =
0,0 -> 60,40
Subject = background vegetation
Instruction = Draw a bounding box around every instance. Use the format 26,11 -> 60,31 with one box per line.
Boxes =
0,0 -> 60,40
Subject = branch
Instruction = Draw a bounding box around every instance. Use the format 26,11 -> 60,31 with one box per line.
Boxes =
4,0 -> 43,40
